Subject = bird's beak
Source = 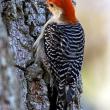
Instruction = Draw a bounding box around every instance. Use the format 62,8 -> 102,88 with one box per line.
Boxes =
44,1 -> 49,10
44,1 -> 48,7
44,2 -> 51,13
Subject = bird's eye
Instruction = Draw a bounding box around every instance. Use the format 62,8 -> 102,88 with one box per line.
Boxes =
49,3 -> 54,7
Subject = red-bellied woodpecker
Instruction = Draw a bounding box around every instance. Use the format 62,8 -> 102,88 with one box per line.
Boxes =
33,0 -> 85,110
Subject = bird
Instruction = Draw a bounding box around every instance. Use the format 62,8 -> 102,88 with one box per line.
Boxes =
33,0 -> 85,110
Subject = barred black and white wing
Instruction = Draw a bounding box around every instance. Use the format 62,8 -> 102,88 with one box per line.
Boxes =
44,22 -> 85,110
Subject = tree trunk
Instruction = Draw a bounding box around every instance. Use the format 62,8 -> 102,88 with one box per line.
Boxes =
1,0 -> 49,110
0,14 -> 20,110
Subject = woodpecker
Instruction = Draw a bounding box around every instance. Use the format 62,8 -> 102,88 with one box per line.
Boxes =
33,0 -> 85,110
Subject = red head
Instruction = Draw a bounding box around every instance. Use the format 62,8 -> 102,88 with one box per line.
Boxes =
47,0 -> 77,24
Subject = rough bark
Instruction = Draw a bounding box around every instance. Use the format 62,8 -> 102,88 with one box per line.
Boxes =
0,14 -> 20,110
1,0 -> 49,110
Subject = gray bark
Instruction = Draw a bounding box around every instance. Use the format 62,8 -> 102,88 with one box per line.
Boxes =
0,14 -> 20,110
1,0 -> 49,110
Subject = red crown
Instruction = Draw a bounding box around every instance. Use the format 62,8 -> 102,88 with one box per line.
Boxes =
47,0 -> 77,24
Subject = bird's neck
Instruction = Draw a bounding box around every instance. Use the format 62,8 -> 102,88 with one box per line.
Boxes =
51,15 -> 65,24
52,9 -> 78,25
52,14 -> 77,25
60,0 -> 78,24
63,6 -> 78,24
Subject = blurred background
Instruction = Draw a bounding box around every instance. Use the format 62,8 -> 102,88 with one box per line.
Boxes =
76,0 -> 110,110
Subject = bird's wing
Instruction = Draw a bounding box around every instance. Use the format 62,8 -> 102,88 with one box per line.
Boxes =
44,22 -> 85,107
44,22 -> 84,76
